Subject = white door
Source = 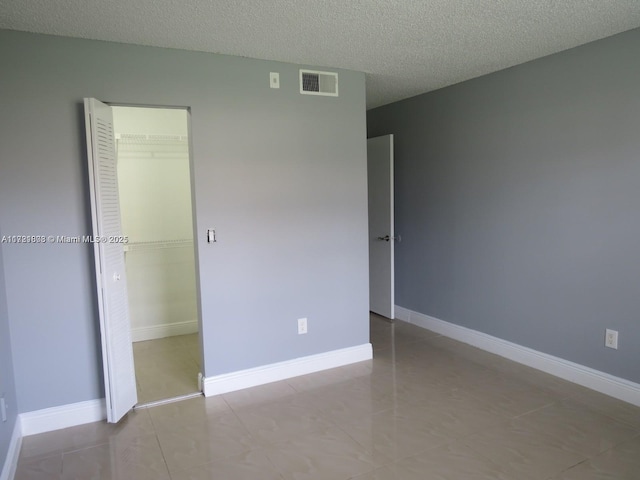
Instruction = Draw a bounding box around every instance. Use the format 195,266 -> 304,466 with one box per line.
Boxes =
368,135 -> 395,319
84,98 -> 137,423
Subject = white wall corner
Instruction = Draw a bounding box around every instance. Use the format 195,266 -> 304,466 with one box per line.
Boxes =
20,399 -> 106,437
395,305 -> 640,407
203,343 -> 373,397
0,419 -> 22,480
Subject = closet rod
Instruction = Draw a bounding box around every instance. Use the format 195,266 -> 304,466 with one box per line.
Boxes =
123,239 -> 193,252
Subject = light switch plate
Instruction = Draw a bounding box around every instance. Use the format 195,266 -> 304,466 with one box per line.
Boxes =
270,72 -> 280,89
1,396 -> 7,422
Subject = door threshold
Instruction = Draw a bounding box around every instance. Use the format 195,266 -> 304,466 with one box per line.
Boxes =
134,391 -> 203,409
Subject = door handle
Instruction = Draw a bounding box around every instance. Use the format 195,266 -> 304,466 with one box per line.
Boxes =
113,272 -> 121,282
376,235 -> 401,242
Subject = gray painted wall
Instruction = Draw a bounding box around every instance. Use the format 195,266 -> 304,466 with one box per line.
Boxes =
0,30 -> 369,413
368,28 -> 640,383
0,225 -> 18,467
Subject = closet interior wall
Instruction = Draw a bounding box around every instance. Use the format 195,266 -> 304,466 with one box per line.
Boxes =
113,107 -> 198,342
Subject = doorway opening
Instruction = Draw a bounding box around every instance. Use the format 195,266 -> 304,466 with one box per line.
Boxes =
112,106 -> 200,405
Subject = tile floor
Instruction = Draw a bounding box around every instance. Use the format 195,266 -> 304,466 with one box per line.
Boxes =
133,333 -> 201,404
15,314 -> 640,479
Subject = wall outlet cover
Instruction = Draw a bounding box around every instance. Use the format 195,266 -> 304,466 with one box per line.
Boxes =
298,317 -> 308,335
605,329 -> 619,349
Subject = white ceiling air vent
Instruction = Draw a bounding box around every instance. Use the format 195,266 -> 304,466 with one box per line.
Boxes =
299,69 -> 338,97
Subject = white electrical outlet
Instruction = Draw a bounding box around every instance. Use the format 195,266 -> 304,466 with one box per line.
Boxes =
605,329 -> 618,349
298,317 -> 308,335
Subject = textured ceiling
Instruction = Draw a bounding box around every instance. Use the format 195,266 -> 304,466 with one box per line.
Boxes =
2,1 -> 640,108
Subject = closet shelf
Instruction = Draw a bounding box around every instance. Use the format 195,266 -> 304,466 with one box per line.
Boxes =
123,239 -> 193,252
116,133 -> 189,143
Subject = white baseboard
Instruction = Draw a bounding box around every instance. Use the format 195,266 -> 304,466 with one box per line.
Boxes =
203,343 -> 373,397
20,399 -> 106,437
393,306 -> 411,322
131,319 -> 198,343
395,305 -> 640,407
0,419 -> 21,480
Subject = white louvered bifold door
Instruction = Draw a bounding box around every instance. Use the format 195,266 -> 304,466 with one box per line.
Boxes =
84,98 -> 137,423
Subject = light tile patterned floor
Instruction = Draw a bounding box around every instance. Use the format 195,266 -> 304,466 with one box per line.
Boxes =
15,314 -> 640,479
133,333 -> 201,404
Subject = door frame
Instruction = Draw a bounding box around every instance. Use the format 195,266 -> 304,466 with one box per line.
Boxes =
85,100 -> 204,420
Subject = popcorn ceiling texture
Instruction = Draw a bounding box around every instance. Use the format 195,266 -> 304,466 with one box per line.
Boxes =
1,0 -> 640,108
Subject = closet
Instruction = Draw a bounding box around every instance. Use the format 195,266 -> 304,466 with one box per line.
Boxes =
112,106 -> 200,404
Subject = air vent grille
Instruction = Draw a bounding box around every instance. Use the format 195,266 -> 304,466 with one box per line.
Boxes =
302,73 -> 320,92
300,69 -> 338,97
